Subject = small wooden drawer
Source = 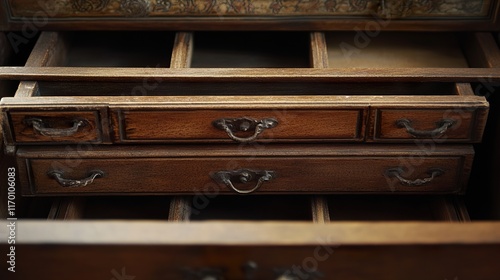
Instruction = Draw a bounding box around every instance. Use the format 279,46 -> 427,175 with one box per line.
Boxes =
372,108 -> 485,142
113,109 -> 365,143
7,111 -> 104,144
17,145 -> 474,196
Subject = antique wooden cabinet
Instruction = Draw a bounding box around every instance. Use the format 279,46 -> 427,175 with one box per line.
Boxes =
1,1 -> 500,280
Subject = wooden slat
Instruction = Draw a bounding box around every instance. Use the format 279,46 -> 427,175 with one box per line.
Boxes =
7,221 -> 500,244
25,32 -> 67,68
463,32 -> 500,68
309,32 -> 328,68
311,196 -> 330,223
1,67 -> 500,82
168,196 -> 191,222
170,32 -> 193,68
48,198 -> 85,220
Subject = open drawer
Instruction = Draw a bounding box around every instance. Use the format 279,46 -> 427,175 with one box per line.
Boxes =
2,195 -> 500,279
0,31 -> 495,145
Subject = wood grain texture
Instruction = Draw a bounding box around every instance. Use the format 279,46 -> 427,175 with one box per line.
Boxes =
9,111 -> 102,144
168,196 -> 192,222
25,32 -> 67,68
374,109 -> 477,141
48,197 -> 85,220
2,67 -> 500,82
311,196 -> 330,223
170,32 -> 193,68
113,109 -> 364,142
310,32 -> 328,68
19,144 -> 474,195
463,32 -> 500,68
6,221 -> 500,279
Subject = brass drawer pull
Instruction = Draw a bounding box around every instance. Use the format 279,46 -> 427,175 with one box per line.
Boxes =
211,169 -> 276,194
25,118 -> 86,137
385,168 -> 444,186
48,170 -> 104,188
213,117 -> 278,143
396,118 -> 455,138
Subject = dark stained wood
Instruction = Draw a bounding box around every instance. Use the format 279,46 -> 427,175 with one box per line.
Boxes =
18,144 -> 474,195
113,109 -> 364,142
374,109 -> 480,142
463,32 -> 500,68
1,0 -> 499,32
48,198 -> 85,220
9,111 -> 102,144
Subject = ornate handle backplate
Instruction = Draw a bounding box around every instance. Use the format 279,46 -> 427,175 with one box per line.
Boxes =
385,168 -> 444,186
396,119 -> 455,138
211,169 -> 276,194
48,170 -> 104,188
213,117 -> 278,143
25,118 -> 86,137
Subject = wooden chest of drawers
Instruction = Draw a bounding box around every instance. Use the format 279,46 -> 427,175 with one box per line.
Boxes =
1,5 -> 500,280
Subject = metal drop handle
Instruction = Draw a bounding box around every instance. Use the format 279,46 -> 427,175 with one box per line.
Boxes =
211,169 -> 276,194
385,168 -> 444,186
25,118 -> 86,137
48,170 -> 104,188
396,118 -> 455,138
213,117 -> 278,143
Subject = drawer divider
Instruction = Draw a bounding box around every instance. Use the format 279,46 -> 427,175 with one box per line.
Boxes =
311,195 -> 330,223
168,196 -> 192,222
171,32 -> 193,69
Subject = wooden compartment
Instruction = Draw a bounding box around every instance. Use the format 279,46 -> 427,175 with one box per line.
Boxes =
326,32 -> 470,68
61,32 -> 174,67
190,32 -> 310,68
189,195 -> 313,221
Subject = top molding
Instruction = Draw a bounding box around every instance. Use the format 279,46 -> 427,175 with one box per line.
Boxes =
1,0 -> 500,30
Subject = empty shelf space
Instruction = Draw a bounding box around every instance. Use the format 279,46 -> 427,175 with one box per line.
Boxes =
81,196 -> 171,220
61,32 -> 174,67
190,32 -> 310,68
327,195 -> 467,222
189,195 -> 313,221
326,32 -> 470,68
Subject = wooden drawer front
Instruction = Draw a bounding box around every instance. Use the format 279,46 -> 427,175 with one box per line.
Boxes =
373,108 -> 487,142
114,109 -> 365,143
21,145 -> 472,195
9,111 -> 101,144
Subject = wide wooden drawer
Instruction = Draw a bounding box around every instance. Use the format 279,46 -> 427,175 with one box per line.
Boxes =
114,109 -> 364,143
17,145 -> 474,195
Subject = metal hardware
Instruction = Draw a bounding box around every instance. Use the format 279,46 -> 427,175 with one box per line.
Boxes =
385,168 -> 444,186
25,118 -> 86,137
242,261 -> 258,280
181,267 -> 225,280
273,268 -> 324,280
48,170 -> 104,188
396,118 -> 455,138
211,169 -> 276,194
213,117 -> 278,143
